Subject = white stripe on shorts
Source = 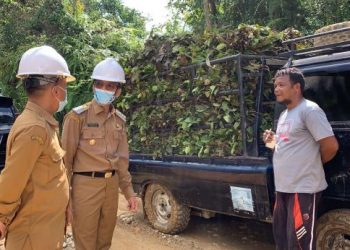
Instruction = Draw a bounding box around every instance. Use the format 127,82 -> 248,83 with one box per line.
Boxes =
309,193 -> 316,249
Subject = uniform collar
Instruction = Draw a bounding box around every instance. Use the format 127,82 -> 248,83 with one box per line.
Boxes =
91,99 -> 115,115
25,101 -> 58,127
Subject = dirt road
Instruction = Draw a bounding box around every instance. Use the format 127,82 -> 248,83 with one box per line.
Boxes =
112,196 -> 275,250
1,196 -> 275,250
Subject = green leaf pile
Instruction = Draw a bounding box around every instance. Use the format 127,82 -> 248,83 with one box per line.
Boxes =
121,25 -> 300,158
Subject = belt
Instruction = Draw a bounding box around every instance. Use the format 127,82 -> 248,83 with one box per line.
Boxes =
74,170 -> 116,178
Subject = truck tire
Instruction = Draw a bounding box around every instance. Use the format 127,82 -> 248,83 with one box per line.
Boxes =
316,209 -> 350,250
144,183 -> 190,234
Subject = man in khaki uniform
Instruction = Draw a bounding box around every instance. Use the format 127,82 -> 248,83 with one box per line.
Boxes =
0,45 -> 75,249
62,58 -> 137,250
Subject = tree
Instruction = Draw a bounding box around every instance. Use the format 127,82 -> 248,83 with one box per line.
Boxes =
267,0 -> 306,30
300,0 -> 350,32
0,0 -> 146,113
168,0 -> 350,33
202,0 -> 217,31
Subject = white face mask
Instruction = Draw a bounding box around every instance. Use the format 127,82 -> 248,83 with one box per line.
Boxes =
93,88 -> 116,105
55,86 -> 68,112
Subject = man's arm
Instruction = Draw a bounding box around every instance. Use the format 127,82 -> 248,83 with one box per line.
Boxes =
61,112 -> 81,184
304,107 -> 338,164
116,126 -> 136,201
0,126 -> 46,229
61,112 -> 81,225
319,136 -> 339,164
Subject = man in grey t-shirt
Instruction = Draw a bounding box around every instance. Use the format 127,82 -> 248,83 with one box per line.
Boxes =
263,67 -> 338,250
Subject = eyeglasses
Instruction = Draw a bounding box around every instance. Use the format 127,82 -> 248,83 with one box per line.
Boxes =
93,81 -> 121,91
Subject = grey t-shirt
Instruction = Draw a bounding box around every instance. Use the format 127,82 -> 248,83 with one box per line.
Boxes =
273,98 -> 334,193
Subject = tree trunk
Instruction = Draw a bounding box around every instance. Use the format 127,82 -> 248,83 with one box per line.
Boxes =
209,0 -> 217,18
203,0 -> 212,31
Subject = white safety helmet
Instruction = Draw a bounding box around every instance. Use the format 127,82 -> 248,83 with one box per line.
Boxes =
17,45 -> 75,82
91,57 -> 125,83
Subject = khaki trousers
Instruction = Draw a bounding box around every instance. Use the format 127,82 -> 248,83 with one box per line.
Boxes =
6,235 -> 33,250
71,174 -> 119,250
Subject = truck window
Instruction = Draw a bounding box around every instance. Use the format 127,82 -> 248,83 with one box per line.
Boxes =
304,71 -> 350,121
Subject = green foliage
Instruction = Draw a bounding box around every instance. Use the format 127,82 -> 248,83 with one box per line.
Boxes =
169,0 -> 350,33
300,0 -> 350,33
79,0 -> 146,30
122,25 -> 292,157
0,0 -> 146,114
1,0 -> 348,159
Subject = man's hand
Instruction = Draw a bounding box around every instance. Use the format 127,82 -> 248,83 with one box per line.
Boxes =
263,129 -> 275,143
0,221 -> 6,240
127,196 -> 138,212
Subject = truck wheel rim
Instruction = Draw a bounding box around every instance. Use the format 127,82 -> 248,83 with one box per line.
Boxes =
152,190 -> 172,224
325,232 -> 350,250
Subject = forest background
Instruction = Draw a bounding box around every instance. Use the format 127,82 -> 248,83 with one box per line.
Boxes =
1,0 -> 350,156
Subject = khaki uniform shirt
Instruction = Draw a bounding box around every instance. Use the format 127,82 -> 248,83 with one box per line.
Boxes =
61,100 -> 135,199
0,101 -> 69,249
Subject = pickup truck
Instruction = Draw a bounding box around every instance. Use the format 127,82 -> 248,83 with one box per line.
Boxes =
0,96 -> 16,171
129,30 -> 350,249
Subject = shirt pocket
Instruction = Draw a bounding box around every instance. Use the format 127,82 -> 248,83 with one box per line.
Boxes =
33,142 -> 65,185
81,128 -> 105,155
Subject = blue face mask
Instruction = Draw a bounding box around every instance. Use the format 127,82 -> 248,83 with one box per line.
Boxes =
94,88 -> 116,105
55,86 -> 68,112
